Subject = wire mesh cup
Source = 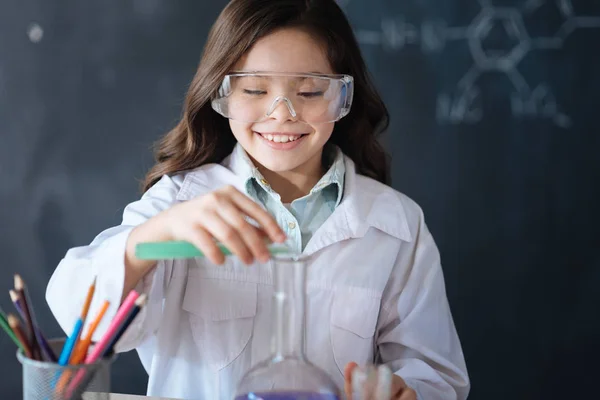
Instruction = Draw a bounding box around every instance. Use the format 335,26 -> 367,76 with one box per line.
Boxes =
17,338 -> 115,400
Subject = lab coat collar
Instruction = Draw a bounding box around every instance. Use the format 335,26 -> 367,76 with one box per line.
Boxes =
176,148 -> 413,254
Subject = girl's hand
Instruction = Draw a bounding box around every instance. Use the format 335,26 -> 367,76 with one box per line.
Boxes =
344,362 -> 417,400
160,184 -> 286,265
124,185 -> 284,297
123,184 -> 285,299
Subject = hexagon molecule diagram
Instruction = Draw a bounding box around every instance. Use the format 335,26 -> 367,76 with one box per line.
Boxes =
346,0 -> 600,128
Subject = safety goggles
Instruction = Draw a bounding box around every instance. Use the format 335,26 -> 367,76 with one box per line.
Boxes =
211,72 -> 354,124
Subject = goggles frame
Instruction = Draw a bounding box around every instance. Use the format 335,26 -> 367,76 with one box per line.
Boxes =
211,71 -> 354,123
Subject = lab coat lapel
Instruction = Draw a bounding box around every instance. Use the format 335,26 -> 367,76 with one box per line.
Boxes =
303,157 -> 413,256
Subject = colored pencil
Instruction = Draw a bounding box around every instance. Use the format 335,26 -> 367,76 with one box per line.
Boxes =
52,318 -> 83,391
82,290 -> 140,364
69,278 -> 96,360
54,300 -> 111,397
102,294 -> 147,357
10,290 -> 57,362
52,279 -> 99,392
7,314 -> 32,358
70,300 -> 110,364
0,308 -> 24,352
68,294 -> 147,400
65,290 -> 140,398
14,274 -> 41,360
79,278 -> 96,321
57,318 -> 83,366
57,278 -> 96,365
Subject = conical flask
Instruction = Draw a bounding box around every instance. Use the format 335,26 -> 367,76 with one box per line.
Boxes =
234,254 -> 341,400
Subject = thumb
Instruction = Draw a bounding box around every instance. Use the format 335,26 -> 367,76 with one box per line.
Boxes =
344,362 -> 359,400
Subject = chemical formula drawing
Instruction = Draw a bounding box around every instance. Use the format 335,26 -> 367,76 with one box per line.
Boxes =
344,0 -> 600,128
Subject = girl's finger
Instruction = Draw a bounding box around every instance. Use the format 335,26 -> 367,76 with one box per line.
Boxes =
200,212 -> 253,265
390,375 -> 411,400
185,225 -> 225,265
352,365 -> 375,400
390,374 -> 407,395
397,387 -> 417,400
215,200 -> 271,263
375,365 -> 392,400
226,186 -> 286,242
344,362 -> 359,400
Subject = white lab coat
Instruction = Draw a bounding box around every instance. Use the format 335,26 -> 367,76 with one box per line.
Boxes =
46,151 -> 470,400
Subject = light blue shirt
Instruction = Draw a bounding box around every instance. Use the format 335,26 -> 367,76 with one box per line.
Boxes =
231,144 -> 345,253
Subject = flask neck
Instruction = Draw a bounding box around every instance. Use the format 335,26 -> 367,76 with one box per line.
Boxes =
271,256 -> 307,361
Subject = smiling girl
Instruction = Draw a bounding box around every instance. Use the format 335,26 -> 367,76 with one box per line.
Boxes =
47,1 -> 470,399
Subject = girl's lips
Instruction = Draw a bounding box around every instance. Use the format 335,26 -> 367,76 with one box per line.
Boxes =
254,131 -> 307,150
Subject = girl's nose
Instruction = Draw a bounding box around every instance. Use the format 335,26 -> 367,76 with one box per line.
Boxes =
265,96 -> 298,122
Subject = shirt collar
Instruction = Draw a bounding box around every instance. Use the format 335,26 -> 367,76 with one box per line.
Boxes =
308,144 -> 345,207
228,142 -> 345,206
177,151 -> 413,245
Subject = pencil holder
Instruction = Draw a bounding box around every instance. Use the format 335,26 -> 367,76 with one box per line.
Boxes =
17,338 -> 115,400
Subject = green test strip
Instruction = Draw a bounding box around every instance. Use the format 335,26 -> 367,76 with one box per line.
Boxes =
135,240 -> 291,260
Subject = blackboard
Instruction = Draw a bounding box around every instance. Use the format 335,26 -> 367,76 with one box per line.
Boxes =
1,1 -> 599,398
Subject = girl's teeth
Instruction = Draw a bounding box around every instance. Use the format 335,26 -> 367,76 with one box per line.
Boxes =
262,134 -> 300,143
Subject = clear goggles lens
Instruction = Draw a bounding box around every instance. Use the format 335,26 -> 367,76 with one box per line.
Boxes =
211,72 -> 354,123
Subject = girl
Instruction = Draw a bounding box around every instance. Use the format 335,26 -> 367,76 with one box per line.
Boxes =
46,0 -> 469,399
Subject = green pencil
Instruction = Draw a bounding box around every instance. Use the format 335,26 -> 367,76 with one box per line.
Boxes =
0,308 -> 24,352
135,240 -> 292,260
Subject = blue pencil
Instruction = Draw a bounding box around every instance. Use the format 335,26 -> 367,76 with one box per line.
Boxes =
52,318 -> 84,392
58,318 -> 83,365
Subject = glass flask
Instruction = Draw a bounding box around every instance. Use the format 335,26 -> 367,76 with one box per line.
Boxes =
234,254 -> 341,400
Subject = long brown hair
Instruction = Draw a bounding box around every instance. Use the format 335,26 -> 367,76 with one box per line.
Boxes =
142,0 -> 390,192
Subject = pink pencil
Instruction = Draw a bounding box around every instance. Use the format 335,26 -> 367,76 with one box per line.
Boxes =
64,290 -> 140,398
